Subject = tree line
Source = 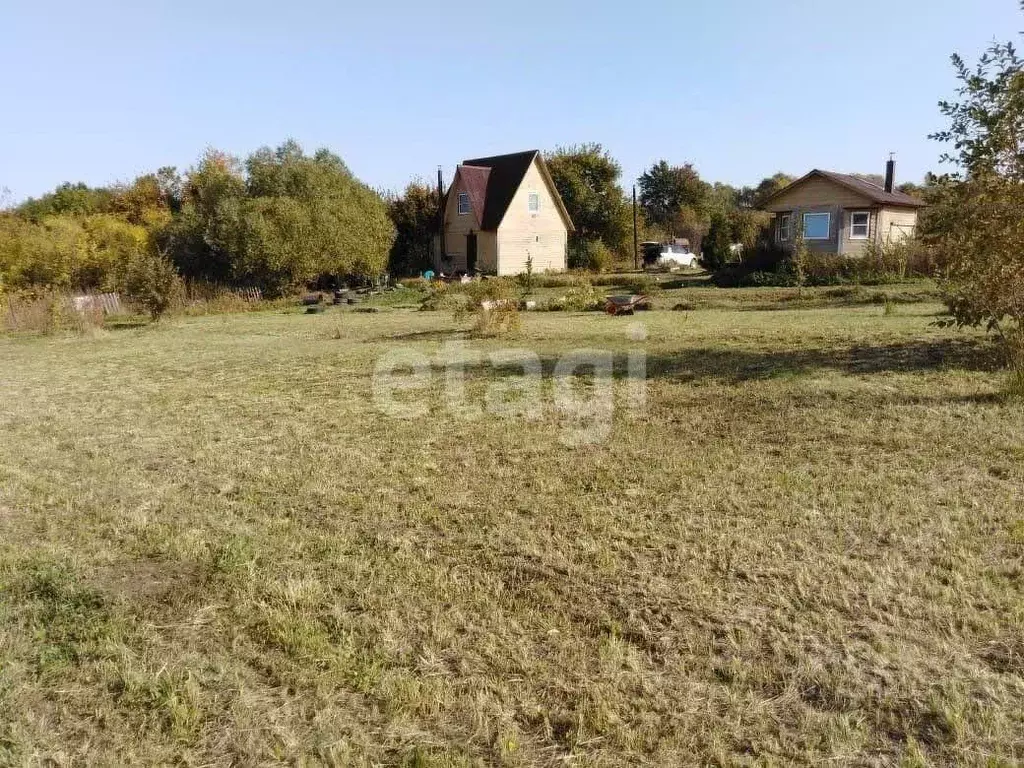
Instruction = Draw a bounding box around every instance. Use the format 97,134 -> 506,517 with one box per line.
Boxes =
0,141 -> 396,303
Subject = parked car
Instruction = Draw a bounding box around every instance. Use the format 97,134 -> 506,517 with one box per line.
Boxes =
655,244 -> 699,270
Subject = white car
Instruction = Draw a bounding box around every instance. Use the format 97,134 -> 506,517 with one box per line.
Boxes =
655,244 -> 699,271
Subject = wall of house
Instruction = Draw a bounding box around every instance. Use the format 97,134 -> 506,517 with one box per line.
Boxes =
765,177 -> 875,213
775,205 -> 843,254
438,180 -> 496,274
878,207 -> 919,245
838,208 -> 880,256
496,158 -> 568,275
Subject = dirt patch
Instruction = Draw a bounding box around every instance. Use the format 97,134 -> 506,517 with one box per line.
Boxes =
88,558 -> 206,606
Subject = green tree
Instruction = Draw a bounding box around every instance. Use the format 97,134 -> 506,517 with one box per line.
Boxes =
16,182 -> 116,222
637,161 -> 715,251
235,141 -> 394,292
117,248 -> 181,320
387,181 -> 439,276
638,161 -> 710,228
545,144 -> 631,255
702,212 -> 733,271
928,10 -> 1024,338
737,173 -> 795,209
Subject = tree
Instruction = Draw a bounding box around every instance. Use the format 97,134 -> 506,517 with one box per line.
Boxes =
118,248 -> 181,320
545,144 -> 631,255
111,174 -> 171,228
387,181 -> 439,276
702,212 -> 734,271
638,161 -> 710,230
235,142 -> 394,291
16,182 -> 116,222
161,142 -> 395,294
928,9 -> 1024,339
737,173 -> 795,209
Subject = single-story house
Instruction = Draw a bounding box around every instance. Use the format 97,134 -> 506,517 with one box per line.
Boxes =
439,150 -> 574,276
762,160 -> 925,255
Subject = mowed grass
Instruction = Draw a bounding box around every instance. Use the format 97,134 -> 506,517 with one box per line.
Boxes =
0,291 -> 1022,766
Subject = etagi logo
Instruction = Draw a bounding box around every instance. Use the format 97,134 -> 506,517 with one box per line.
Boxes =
372,324 -> 648,446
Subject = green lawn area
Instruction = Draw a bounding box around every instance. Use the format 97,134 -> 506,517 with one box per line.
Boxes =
1,289 -> 1022,765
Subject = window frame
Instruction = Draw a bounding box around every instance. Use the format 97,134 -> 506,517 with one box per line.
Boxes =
802,212 -> 831,241
457,192 -> 470,215
850,211 -> 870,240
778,213 -> 792,242
528,192 -> 540,214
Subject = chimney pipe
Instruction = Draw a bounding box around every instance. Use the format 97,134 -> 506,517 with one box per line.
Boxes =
884,153 -> 896,193
437,166 -> 446,264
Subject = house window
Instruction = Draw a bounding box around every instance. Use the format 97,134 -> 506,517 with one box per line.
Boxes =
850,211 -> 870,239
457,192 -> 470,215
528,192 -> 540,213
803,212 -> 831,240
778,213 -> 791,241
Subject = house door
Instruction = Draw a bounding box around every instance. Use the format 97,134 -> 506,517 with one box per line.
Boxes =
466,233 -> 478,274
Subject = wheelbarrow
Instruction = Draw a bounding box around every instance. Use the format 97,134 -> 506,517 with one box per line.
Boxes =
605,294 -> 650,316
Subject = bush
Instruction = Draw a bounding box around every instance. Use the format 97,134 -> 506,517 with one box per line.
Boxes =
559,285 -> 605,312
741,240 -> 790,273
702,212 -> 733,271
617,274 -> 662,295
455,278 -> 521,335
568,239 -> 614,272
118,250 -> 182,320
714,238 -> 934,288
419,281 -> 468,312
529,273 -> 593,289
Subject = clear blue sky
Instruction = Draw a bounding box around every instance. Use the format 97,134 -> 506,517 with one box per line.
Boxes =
1,0 -> 1020,204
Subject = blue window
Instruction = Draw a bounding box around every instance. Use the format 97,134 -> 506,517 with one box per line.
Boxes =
803,212 -> 830,240
457,192 -> 470,215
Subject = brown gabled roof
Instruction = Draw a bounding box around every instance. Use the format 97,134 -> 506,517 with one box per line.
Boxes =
455,150 -> 575,231
764,169 -> 926,208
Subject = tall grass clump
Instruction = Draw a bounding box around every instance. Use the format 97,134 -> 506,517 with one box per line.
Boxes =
1,289 -> 107,335
457,278 -> 521,336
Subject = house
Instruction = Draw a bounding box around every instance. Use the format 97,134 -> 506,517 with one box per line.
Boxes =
438,150 -> 574,276
762,159 -> 925,255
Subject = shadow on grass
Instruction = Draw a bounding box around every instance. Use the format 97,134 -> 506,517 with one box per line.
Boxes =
105,317 -> 151,331
444,337 -> 1000,385
644,337 -> 1000,382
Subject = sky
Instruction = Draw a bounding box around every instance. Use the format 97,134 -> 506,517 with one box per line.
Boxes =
1,0 -> 1021,204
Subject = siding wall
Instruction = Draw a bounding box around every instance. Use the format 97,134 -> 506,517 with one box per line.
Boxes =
439,179 -> 496,273
496,158 -> 568,275
838,209 -> 879,257
878,207 -> 919,244
765,177 -> 875,212
775,205 -> 845,254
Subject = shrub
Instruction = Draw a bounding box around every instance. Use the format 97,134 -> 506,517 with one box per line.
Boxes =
741,240 -> 791,273
419,281 -> 468,312
561,284 -> 605,312
456,278 -> 521,335
617,274 -> 661,295
716,237 -> 935,288
530,273 -> 592,289
702,212 -> 733,271
118,250 -> 182,320
568,239 -> 614,272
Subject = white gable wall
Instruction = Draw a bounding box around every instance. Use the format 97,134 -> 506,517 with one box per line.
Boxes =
496,158 -> 568,275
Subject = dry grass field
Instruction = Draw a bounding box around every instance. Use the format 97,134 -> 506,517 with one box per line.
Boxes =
1,286 -> 1022,765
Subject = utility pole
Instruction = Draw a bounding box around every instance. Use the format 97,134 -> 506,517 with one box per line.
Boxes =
437,166 -> 446,264
632,184 -> 639,271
